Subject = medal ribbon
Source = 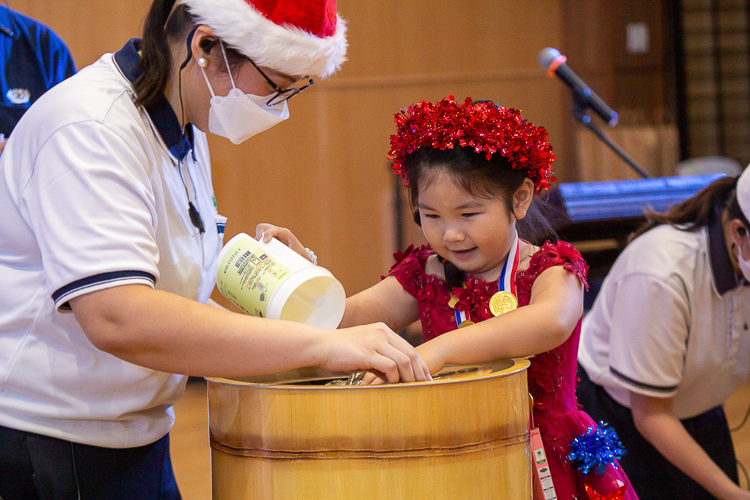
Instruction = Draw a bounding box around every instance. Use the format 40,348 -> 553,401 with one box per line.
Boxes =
454,308 -> 468,327
454,230 -> 520,328
498,230 -> 520,297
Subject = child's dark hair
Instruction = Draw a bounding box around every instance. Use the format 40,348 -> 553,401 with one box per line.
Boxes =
404,146 -> 557,288
630,175 -> 749,241
134,0 -> 246,109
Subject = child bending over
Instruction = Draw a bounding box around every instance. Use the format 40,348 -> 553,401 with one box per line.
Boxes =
340,96 -> 638,500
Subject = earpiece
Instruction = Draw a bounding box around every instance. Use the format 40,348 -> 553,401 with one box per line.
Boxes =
200,37 -> 216,53
198,57 -> 208,68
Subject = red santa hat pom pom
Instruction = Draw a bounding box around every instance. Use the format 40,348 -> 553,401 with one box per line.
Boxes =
180,0 -> 347,78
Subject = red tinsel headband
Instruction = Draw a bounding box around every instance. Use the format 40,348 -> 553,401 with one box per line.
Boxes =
388,96 -> 556,195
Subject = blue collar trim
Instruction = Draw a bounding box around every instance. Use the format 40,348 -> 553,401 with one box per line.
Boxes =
113,38 -> 193,161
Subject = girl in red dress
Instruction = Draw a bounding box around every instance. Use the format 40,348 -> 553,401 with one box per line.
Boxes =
340,96 -> 638,500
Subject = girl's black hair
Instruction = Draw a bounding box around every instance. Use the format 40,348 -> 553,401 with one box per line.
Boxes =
404,145 -> 557,289
134,0 -> 246,109
630,175 -> 749,241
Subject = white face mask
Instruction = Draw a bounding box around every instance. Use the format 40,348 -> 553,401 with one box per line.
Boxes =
199,44 -> 289,144
734,236 -> 750,281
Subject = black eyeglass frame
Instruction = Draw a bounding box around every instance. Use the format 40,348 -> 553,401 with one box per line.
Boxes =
245,57 -> 314,106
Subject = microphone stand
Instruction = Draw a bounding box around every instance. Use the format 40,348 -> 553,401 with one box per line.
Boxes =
571,98 -> 652,179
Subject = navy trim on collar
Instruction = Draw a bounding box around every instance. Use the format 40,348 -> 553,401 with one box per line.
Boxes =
113,38 -> 193,161
707,205 -> 740,295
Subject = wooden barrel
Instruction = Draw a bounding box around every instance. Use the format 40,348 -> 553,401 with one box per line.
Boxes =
207,358 -> 531,499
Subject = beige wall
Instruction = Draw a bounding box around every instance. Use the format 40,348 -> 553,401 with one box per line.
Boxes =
11,0 -> 574,298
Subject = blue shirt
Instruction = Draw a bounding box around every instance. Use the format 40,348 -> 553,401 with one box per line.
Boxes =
0,6 -> 76,137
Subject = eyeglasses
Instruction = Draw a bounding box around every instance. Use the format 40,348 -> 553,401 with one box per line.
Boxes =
246,57 -> 314,106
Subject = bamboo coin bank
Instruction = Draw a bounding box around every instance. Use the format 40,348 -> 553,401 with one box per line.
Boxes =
207,358 -> 532,499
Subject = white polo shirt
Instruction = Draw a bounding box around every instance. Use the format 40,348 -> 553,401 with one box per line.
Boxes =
579,219 -> 750,419
0,40 -> 225,447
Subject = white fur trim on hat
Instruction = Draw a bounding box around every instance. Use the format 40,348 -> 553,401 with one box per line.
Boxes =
737,165 -> 750,221
180,0 -> 347,78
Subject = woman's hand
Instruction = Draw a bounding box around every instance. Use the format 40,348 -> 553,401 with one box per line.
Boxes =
322,323 -> 431,384
360,336 -> 442,385
255,223 -> 310,261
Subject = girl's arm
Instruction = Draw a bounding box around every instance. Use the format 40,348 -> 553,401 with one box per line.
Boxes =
70,284 -> 430,383
630,392 -> 750,500
340,276 -> 421,332
416,265 -> 583,373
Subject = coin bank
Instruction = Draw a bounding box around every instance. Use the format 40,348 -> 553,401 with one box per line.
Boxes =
207,358 -> 532,499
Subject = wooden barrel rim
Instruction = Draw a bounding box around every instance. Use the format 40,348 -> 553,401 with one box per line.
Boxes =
206,358 -> 530,390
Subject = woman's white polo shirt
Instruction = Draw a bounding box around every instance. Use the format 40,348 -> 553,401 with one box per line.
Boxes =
0,40 -> 225,448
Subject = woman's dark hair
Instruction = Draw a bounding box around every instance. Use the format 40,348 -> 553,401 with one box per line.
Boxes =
630,175 -> 749,241
404,146 -> 557,288
134,0 -> 246,109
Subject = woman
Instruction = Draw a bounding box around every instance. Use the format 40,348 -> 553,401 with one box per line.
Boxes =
0,0 -> 429,497
578,169 -> 750,499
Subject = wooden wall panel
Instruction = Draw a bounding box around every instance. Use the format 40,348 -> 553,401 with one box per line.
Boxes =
10,0 -> 568,299
12,0 -> 153,68
561,0 -> 675,181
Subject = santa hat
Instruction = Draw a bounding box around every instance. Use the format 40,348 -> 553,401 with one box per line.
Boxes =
180,0 -> 347,78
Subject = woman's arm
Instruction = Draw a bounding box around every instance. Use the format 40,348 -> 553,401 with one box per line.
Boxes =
630,392 -> 750,500
339,276 -> 420,331
70,284 -> 430,383
416,265 -> 583,373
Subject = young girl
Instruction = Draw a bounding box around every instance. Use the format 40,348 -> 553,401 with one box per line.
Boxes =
340,96 -> 638,500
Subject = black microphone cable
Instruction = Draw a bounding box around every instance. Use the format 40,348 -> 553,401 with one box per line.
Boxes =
177,27 -> 204,234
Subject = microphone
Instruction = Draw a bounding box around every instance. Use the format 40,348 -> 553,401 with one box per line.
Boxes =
188,201 -> 205,233
538,47 -> 618,126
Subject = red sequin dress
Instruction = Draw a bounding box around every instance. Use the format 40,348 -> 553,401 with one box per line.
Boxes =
387,241 -> 638,500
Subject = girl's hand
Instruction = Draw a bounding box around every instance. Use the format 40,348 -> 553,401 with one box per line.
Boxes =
361,371 -> 387,385
415,340 -> 447,375
321,323 -> 431,384
255,223 -> 309,261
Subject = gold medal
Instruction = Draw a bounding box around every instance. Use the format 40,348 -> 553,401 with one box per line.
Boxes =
448,294 -> 459,309
457,320 -> 475,329
489,291 -> 517,316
